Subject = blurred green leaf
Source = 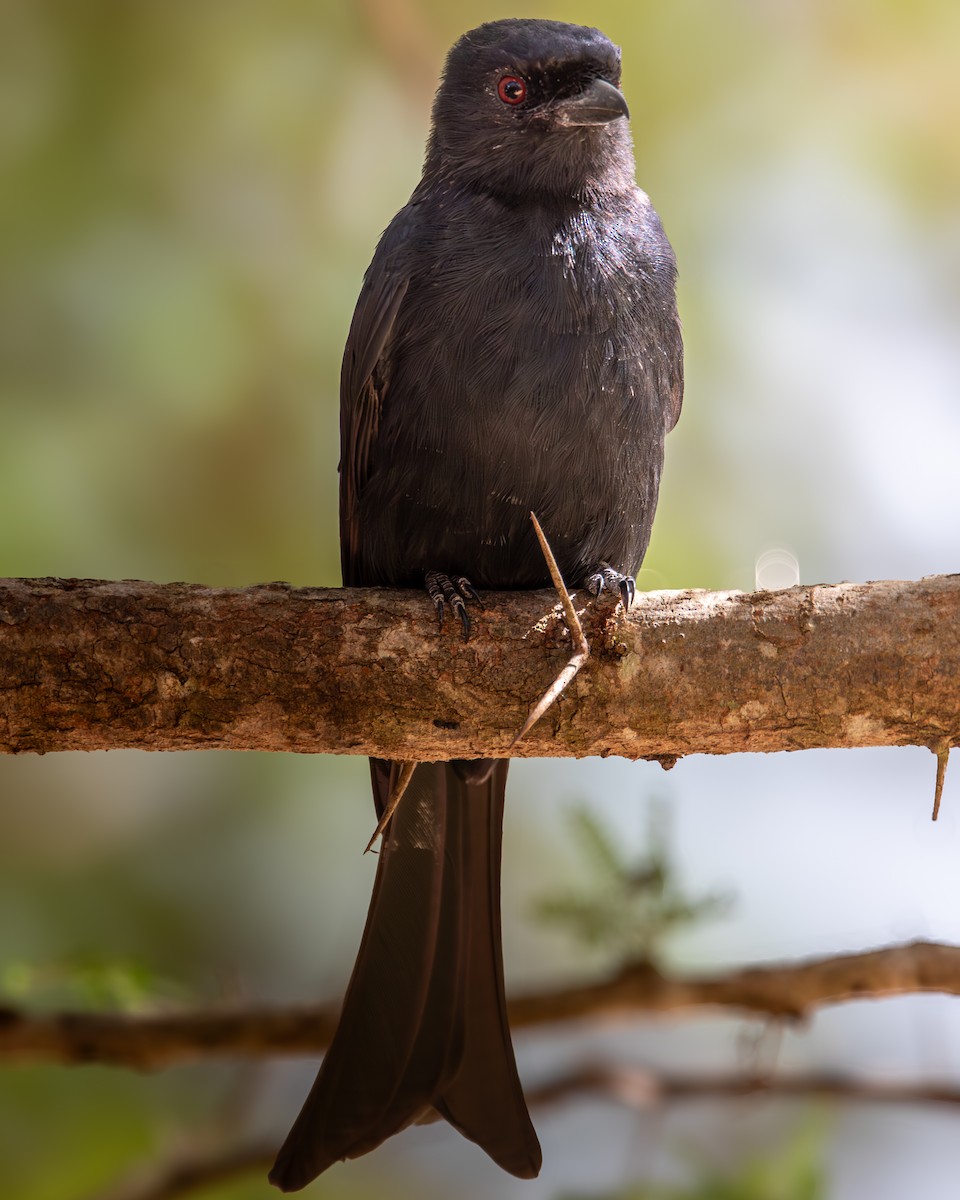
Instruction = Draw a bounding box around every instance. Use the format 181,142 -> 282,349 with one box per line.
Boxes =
534,801 -> 731,965
1,955 -> 188,1011
564,1122 -> 825,1199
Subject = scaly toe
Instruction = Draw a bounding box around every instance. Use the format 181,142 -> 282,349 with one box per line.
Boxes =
423,571 -> 483,640
584,564 -> 636,608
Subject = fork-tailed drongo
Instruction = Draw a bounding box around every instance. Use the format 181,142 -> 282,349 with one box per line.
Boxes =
270,18 -> 683,1190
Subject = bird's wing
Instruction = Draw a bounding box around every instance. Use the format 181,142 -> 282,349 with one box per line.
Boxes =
339,208 -> 416,585
666,328 -> 684,431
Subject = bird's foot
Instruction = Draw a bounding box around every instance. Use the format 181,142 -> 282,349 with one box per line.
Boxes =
584,564 -> 636,609
424,571 -> 483,641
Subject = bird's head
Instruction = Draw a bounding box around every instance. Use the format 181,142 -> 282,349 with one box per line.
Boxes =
424,19 -> 635,203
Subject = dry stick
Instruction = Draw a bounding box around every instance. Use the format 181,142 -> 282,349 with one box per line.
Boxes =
510,512 -> 591,747
364,760 -> 416,853
366,514 -> 588,850
932,741 -> 951,821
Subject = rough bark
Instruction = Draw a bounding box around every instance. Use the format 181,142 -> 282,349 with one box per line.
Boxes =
0,574 -> 957,759
1,939 -> 956,1069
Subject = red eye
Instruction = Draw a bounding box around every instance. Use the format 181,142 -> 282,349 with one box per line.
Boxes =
497,75 -> 526,105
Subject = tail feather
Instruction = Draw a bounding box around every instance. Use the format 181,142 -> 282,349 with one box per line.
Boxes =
269,759 -> 540,1192
435,759 -> 542,1178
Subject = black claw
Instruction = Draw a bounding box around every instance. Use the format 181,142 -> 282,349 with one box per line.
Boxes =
423,571 -> 482,640
584,564 -> 635,608
425,571 -> 446,630
456,577 -> 484,608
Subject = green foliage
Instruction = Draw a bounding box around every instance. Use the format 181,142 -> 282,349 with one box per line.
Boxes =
1,955 -> 186,1011
566,1124 -> 825,1200
534,802 -> 731,965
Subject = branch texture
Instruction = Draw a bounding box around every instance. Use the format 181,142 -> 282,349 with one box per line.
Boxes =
1,571 -> 960,758
2,940 -> 957,1070
0,575 -> 957,759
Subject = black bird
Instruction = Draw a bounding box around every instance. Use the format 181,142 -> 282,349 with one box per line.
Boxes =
270,18 -> 682,1191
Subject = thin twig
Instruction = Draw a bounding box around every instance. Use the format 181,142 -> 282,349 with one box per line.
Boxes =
364,760 -> 416,853
932,740 -> 951,821
510,512 -> 591,747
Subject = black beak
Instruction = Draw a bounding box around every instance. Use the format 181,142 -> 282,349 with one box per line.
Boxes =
553,77 -> 629,127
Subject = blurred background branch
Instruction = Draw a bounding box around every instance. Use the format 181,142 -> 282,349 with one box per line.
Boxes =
81,1066 -> 960,1200
526,1065 -> 960,1113
3,939 -> 958,1069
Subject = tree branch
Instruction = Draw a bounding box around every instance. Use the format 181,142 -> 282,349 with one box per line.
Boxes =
1,575 -> 957,759
82,1069 -> 960,1200
2,939 -> 958,1069
526,1064 -> 960,1112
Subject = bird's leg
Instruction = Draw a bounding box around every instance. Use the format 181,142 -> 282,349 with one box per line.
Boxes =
585,563 -> 636,610
425,571 -> 483,641
510,513 -> 591,748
